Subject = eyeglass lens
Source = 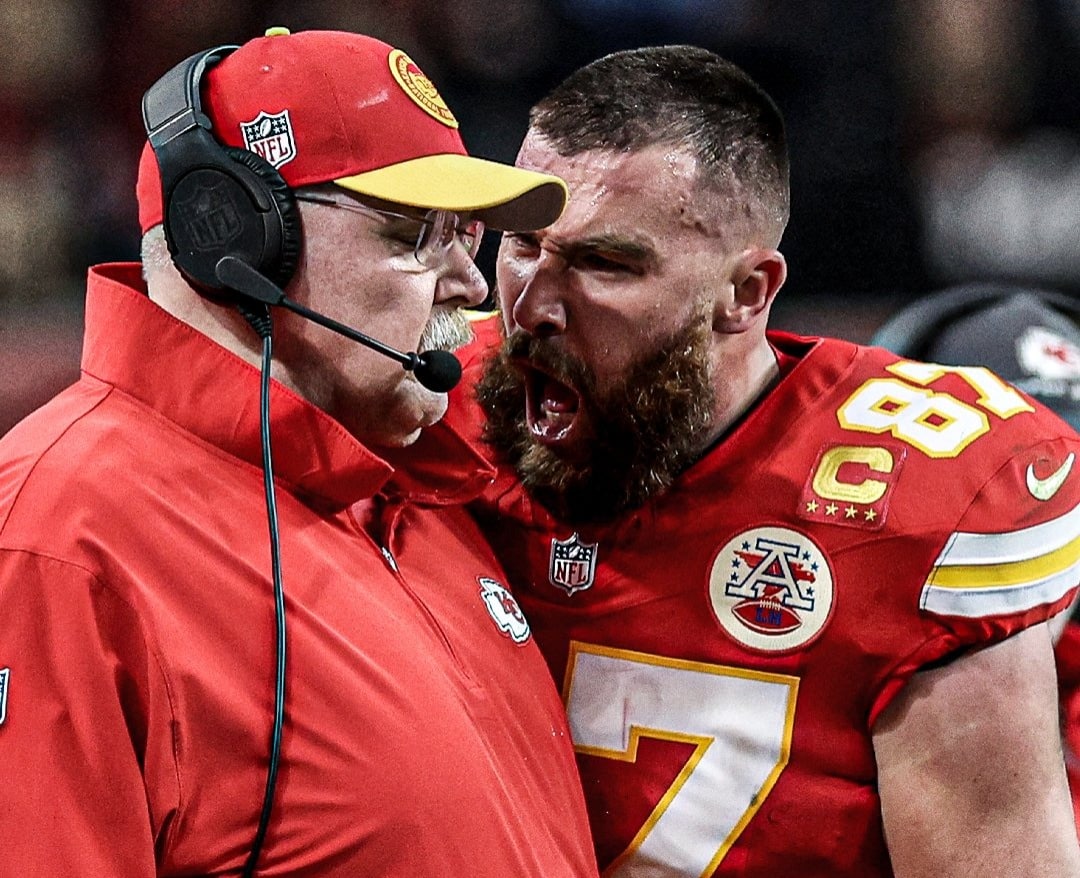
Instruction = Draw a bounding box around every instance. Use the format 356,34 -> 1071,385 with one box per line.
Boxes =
419,210 -> 485,264
294,191 -> 484,267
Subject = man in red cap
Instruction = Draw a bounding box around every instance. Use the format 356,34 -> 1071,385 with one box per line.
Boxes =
0,28 -> 597,877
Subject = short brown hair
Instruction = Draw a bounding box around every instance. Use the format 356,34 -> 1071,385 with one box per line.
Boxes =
530,45 -> 790,241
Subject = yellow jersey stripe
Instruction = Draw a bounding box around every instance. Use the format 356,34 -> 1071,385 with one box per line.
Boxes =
927,533 -> 1080,590
920,566 -> 1078,617
922,502 -> 1080,616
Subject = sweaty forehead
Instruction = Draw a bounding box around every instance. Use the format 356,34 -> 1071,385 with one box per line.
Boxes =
516,134 -> 703,233
518,138 -> 697,195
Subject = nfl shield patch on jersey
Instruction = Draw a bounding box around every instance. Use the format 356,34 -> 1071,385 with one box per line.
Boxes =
548,532 -> 597,595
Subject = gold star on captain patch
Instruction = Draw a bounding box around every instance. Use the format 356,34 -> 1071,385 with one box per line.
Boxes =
806,500 -> 819,513
845,506 -> 857,519
825,503 -> 838,516
865,509 -> 877,521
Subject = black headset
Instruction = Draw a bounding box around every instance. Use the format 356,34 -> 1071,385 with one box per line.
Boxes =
141,46 -> 298,876
870,282 -> 1080,358
141,46 -> 303,296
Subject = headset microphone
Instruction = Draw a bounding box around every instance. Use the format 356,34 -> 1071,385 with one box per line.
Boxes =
215,256 -> 463,392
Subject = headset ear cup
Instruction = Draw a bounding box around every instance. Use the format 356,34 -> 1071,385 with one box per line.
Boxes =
223,147 -> 303,288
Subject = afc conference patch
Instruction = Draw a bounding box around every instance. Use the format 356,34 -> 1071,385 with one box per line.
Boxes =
708,526 -> 835,653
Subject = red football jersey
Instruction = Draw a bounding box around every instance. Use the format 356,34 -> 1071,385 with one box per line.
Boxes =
452,321 -> 1080,876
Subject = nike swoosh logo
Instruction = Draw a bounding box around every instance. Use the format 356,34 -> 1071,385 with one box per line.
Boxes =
1026,452 -> 1075,501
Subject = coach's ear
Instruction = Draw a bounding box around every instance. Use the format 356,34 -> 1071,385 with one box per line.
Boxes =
717,248 -> 786,332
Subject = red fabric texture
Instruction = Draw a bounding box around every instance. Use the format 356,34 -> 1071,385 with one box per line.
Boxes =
450,323 -> 1080,876
0,266 -> 598,876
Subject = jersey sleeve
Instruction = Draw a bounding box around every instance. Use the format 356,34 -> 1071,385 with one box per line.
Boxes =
921,434 -> 1080,636
0,549 -> 172,875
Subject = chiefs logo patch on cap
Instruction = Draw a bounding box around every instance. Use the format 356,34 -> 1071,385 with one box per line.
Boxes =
708,527 -> 834,653
388,48 -> 459,129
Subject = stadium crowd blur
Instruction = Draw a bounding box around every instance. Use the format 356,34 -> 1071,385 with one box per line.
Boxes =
3,0 -> 1080,435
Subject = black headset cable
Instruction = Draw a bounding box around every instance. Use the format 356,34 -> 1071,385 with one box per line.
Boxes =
237,301 -> 287,877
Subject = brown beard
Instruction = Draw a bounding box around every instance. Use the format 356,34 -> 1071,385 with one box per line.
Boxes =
476,318 -> 716,524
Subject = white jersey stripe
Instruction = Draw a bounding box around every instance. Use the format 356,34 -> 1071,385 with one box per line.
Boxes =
931,500 -> 1080,566
921,561 -> 1080,617
921,500 -> 1080,617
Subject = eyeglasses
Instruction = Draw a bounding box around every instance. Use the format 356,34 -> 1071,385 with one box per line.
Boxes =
294,190 -> 485,268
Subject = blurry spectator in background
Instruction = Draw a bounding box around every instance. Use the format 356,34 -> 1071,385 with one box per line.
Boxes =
0,0 -> 99,302
872,283 -> 1080,838
893,0 -> 1080,292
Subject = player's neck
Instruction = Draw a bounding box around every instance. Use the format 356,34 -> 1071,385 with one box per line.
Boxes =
701,339 -> 781,453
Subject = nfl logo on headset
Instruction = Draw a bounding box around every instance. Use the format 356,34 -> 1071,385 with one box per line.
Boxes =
548,533 -> 597,595
240,110 -> 297,169
174,180 -> 243,249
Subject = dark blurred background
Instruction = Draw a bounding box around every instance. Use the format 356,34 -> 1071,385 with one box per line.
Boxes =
3,0 -> 1080,434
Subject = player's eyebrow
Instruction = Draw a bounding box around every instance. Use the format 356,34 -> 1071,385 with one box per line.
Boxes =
554,233 -> 660,269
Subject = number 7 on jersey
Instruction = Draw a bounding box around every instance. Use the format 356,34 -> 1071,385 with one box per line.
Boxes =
564,642 -> 800,877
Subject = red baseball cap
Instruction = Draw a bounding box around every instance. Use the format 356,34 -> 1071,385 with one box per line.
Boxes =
137,27 -> 567,233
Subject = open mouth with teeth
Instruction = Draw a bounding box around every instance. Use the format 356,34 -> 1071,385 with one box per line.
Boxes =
519,362 -> 588,450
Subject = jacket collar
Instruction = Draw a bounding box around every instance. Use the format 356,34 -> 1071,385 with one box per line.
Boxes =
82,264 -> 493,509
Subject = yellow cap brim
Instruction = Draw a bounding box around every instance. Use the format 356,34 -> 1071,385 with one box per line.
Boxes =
334,153 -> 567,231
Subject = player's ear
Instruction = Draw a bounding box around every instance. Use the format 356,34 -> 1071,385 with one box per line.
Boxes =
716,248 -> 786,331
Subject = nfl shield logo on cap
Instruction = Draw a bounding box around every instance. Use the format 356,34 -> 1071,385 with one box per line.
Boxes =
240,110 -> 297,169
